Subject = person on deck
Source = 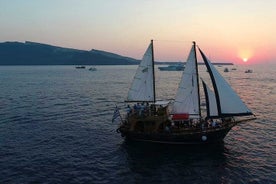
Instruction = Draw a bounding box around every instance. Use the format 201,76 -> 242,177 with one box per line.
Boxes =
126,105 -> 131,117
211,120 -> 217,128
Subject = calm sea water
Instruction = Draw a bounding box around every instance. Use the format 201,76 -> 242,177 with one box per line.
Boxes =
0,64 -> 275,183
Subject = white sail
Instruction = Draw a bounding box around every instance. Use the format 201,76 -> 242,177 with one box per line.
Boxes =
199,48 -> 253,117
126,41 -> 155,102
202,80 -> 219,117
172,44 -> 200,118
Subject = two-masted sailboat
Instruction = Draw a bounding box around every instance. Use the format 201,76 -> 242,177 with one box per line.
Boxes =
115,40 -> 255,144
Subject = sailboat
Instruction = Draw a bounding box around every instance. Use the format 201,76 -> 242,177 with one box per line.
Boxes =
116,40 -> 256,144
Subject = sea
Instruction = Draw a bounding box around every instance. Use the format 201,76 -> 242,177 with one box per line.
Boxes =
0,64 -> 275,184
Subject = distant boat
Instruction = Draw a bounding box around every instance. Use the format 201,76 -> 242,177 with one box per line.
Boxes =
115,40 -> 256,144
75,66 -> 86,69
89,67 -> 97,71
224,68 -> 229,72
245,69 -> 253,73
231,68 -> 237,70
158,63 -> 185,71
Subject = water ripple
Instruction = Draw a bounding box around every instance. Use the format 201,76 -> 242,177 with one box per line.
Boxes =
0,65 -> 275,183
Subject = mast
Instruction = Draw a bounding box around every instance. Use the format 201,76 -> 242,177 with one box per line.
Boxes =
202,80 -> 210,117
172,42 -> 201,118
193,41 -> 201,118
151,39 -> 156,103
199,48 -> 222,116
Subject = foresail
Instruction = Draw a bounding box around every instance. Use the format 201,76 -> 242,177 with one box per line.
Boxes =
126,41 -> 155,102
198,48 -> 253,117
202,80 -> 218,117
172,44 -> 200,118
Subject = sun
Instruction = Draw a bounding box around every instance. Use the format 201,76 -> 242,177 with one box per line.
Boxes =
243,58 -> 248,62
238,48 -> 253,64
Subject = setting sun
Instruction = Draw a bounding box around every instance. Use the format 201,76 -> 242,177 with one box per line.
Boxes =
243,58 -> 248,62
238,48 -> 253,64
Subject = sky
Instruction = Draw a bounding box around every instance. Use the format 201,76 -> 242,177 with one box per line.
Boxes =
1,0 -> 275,64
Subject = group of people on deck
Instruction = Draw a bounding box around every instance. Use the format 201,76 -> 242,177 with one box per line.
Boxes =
126,102 -> 150,117
125,103 -> 227,133
202,118 -> 221,129
126,102 -> 167,118
164,117 -> 222,133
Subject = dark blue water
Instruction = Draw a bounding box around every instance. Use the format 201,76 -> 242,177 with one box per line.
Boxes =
0,65 -> 275,183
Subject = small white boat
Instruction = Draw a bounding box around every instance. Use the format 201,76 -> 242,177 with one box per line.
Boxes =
75,66 -> 86,69
89,67 -> 97,71
245,69 -> 253,73
158,63 -> 185,71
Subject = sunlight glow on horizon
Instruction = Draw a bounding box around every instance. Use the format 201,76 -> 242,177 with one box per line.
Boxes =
0,0 -> 276,64
238,49 -> 253,64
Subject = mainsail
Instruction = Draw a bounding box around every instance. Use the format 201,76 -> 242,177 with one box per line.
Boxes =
198,48 -> 253,117
126,40 -> 155,102
172,42 -> 200,119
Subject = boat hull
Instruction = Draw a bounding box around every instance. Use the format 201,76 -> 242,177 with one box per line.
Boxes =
119,125 -> 234,144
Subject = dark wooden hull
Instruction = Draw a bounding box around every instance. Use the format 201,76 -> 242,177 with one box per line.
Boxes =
118,124 -> 235,144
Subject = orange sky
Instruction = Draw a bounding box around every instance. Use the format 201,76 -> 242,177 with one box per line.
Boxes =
1,0 -> 275,64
